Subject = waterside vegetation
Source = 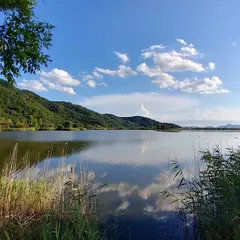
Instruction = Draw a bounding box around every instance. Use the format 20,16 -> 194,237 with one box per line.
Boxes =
0,144 -> 103,240
163,147 -> 240,240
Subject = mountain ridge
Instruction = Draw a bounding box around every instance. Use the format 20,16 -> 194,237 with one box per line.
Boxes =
218,124 -> 240,129
0,79 -> 181,130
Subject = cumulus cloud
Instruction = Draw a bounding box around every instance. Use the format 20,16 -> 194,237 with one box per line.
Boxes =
79,39 -> 227,94
140,104 -> 150,117
40,78 -> 76,95
97,182 -> 138,197
82,74 -> 94,81
151,73 -> 176,89
152,75 -> 229,94
20,68 -> 82,94
117,201 -> 130,211
136,63 -> 161,77
208,62 -> 216,71
150,44 -> 165,50
138,41 -> 227,95
114,51 -> 129,63
87,80 -> 97,88
95,65 -> 137,78
141,39 -> 204,74
143,205 -> 155,213
177,76 -> 229,94
179,45 -> 199,57
152,51 -> 205,72
18,80 -> 48,92
18,69 -> 80,95
93,71 -> 103,79
176,38 -> 187,45
40,68 -> 80,86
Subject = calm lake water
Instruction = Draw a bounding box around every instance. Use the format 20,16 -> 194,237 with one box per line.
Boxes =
1,130 -> 240,239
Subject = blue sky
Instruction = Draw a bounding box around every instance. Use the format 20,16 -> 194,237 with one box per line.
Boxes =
12,0 -> 240,126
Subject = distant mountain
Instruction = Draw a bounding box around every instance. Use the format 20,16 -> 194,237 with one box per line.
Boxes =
218,124 -> 240,129
0,79 -> 181,130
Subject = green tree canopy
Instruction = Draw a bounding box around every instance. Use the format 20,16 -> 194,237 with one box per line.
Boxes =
63,121 -> 73,129
0,0 -> 54,84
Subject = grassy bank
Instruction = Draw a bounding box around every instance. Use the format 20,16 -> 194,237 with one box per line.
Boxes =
163,147 -> 240,239
0,144 -> 102,240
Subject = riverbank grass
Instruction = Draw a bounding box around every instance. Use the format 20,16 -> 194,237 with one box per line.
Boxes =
163,147 -> 240,239
0,145 -> 101,240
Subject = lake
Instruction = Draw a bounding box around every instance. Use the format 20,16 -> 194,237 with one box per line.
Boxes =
1,130 -> 240,239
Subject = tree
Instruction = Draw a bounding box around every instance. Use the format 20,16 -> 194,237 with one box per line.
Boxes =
63,121 -> 73,129
0,0 -> 54,84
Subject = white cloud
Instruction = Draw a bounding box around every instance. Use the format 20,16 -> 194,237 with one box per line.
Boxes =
151,74 -> 228,95
114,51 -> 129,63
179,45 -> 199,57
19,69 -> 79,95
93,71 -> 103,79
95,67 -> 116,77
80,92 -> 197,121
151,73 -> 176,89
138,43 -> 226,94
141,51 -> 154,59
194,107 -> 240,122
83,39 -> 226,94
136,63 -> 161,77
143,205 -> 155,213
117,201 -> 130,211
176,38 -> 187,45
87,80 -> 97,88
141,44 -> 164,59
177,76 -> 229,94
141,39 -> 205,74
18,80 -> 48,92
97,182 -> 138,197
140,104 -> 150,117
95,65 -> 137,78
82,74 -> 94,81
208,62 -> 216,71
40,78 -> 76,95
232,41 -> 236,47
150,44 -> 165,50
152,51 -> 205,72
40,68 -> 80,86
99,82 -> 108,87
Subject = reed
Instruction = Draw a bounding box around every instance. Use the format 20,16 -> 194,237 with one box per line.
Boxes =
162,147 -> 240,240
0,143 -> 102,240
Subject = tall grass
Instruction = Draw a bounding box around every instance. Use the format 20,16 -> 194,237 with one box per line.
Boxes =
163,147 -> 240,240
0,143 -> 103,240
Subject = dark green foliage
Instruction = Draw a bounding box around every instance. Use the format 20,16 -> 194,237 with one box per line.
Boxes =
0,79 -> 181,130
0,0 -> 54,84
0,0 -> 35,15
63,121 -> 73,129
0,80 -> 62,129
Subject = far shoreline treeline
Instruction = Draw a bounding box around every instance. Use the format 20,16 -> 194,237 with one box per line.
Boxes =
0,79 -> 180,131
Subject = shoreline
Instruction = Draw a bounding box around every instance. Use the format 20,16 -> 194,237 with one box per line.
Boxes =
1,128 -> 240,132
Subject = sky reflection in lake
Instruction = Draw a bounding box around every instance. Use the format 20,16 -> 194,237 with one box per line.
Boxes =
1,130 -> 240,239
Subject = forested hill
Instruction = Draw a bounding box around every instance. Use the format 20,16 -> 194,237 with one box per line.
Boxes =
0,80 -> 181,130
